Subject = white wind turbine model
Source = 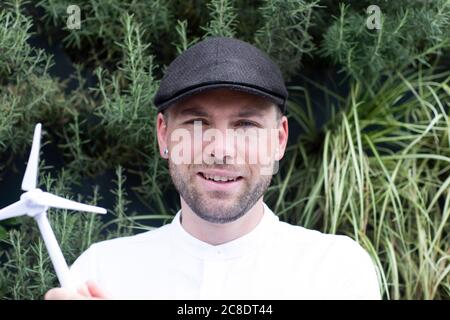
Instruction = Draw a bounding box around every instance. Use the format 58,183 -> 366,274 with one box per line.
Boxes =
0,123 -> 107,291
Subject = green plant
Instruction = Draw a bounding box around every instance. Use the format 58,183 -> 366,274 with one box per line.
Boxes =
321,0 -> 450,88
254,0 -> 319,80
266,67 -> 450,299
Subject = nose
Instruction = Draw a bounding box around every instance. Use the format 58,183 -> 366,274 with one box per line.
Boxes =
205,126 -> 235,164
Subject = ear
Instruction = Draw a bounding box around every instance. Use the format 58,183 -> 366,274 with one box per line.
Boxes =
275,115 -> 289,161
156,112 -> 169,159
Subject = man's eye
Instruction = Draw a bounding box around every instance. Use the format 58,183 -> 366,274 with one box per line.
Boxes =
236,120 -> 257,128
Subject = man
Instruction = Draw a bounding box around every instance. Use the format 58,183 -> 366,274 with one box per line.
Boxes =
45,37 -> 381,300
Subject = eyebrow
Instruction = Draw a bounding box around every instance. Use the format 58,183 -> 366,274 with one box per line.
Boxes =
176,105 -> 267,118
178,106 -> 209,117
235,108 -> 266,118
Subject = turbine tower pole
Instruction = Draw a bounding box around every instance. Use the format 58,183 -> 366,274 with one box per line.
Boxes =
34,210 -> 75,291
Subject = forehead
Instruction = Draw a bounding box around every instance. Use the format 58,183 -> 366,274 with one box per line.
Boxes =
168,88 -> 276,118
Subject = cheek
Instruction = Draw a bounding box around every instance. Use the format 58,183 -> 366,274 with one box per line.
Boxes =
167,127 -> 201,166
237,129 -> 277,166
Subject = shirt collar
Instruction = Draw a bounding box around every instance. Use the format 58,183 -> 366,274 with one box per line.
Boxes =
171,202 -> 279,260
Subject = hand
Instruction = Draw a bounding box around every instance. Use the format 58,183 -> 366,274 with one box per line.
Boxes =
45,280 -> 109,300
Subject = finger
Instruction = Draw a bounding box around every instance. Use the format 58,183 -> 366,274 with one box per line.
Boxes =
77,283 -> 90,297
86,280 -> 109,299
45,288 -> 87,300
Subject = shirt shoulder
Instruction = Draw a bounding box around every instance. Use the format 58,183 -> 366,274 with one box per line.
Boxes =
271,219 -> 350,248
271,219 -> 373,265
269,220 -> 381,299
69,222 -> 174,287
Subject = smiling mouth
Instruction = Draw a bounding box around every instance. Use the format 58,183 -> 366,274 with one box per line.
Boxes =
198,172 -> 243,183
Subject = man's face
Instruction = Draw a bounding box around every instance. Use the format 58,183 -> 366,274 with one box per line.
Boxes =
157,88 -> 288,224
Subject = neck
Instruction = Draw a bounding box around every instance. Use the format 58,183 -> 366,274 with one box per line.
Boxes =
179,198 -> 265,245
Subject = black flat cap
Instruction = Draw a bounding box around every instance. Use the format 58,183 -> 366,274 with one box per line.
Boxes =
154,37 -> 288,113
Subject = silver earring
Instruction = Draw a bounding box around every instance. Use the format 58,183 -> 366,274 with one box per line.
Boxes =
163,148 -> 168,156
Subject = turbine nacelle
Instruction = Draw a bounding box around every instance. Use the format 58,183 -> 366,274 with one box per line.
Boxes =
20,189 -> 48,217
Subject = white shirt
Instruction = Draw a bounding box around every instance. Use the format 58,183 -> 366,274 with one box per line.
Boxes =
69,203 -> 381,299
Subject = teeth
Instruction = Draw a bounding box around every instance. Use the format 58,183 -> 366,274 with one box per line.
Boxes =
202,173 -> 237,182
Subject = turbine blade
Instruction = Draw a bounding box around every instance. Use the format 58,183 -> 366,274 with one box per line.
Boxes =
0,200 -> 28,221
36,192 -> 107,214
22,123 -> 42,191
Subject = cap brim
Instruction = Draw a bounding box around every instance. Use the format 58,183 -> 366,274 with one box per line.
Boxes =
155,83 -> 285,113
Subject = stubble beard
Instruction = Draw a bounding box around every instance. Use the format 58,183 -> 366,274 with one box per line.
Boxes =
168,161 -> 273,224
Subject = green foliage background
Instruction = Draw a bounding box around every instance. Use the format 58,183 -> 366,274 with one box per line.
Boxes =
0,0 -> 449,299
